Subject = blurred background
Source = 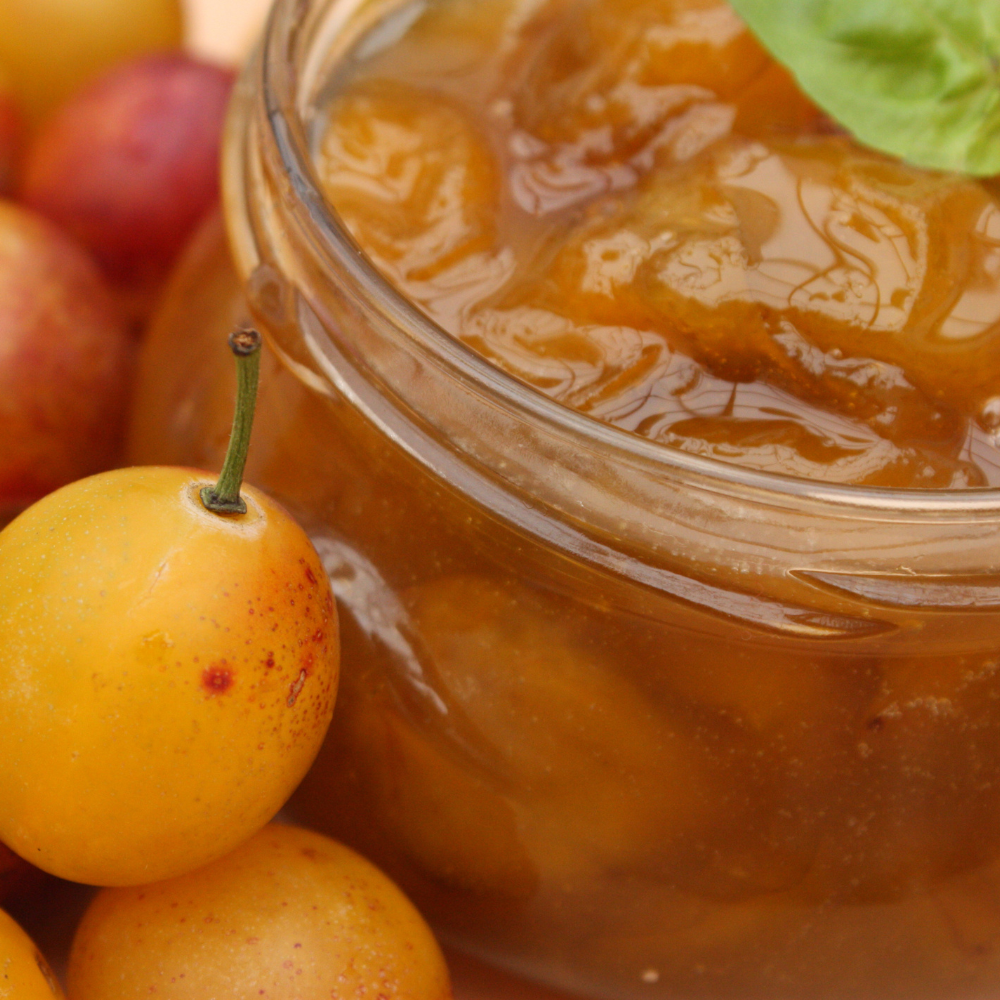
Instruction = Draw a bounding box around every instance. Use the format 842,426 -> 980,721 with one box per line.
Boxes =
184,0 -> 272,64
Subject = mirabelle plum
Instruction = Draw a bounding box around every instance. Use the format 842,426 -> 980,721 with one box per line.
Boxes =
0,907 -> 62,998
0,465 -> 338,886
21,54 -> 235,305
66,823 -> 451,1000
0,200 -> 132,522
0,0 -> 183,124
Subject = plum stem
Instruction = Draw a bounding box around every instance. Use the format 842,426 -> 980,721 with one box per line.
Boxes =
200,329 -> 262,515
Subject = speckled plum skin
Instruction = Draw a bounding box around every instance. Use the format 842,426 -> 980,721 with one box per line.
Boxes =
21,54 -> 234,289
0,466 -> 338,886
68,824 -> 451,1000
0,908 -> 62,998
0,202 -> 131,521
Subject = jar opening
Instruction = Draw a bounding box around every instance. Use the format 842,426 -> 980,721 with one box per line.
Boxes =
245,0 -> 1000,518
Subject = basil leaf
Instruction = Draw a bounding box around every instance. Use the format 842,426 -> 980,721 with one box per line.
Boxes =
727,0 -> 1000,175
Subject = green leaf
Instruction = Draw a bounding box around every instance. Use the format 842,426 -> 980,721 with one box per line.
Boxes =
727,0 -> 1000,175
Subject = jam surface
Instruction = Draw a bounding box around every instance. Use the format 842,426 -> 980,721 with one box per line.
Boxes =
315,0 -> 1000,487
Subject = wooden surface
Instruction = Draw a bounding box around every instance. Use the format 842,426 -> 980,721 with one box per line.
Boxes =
178,1 -> 580,997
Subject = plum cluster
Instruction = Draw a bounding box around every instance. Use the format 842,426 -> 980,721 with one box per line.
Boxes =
0,2 -> 231,525
0,3 -> 452,998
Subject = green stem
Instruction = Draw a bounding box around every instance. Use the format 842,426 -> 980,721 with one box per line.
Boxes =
200,329 -> 262,516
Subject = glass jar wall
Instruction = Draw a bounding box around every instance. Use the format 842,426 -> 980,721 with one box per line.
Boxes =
128,1 -> 1000,996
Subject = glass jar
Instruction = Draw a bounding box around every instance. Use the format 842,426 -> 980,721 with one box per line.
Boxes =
128,0 -> 1000,996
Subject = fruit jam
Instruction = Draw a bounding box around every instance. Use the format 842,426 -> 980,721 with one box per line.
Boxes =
129,0 -> 1000,998
314,0 -> 1000,488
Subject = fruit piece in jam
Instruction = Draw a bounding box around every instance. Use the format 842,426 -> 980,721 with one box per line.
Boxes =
491,138 -> 1000,486
318,80 -> 513,331
315,0 -> 1000,487
508,0 -> 820,213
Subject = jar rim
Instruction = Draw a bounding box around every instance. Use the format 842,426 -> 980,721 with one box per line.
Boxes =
257,0 -> 1000,518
